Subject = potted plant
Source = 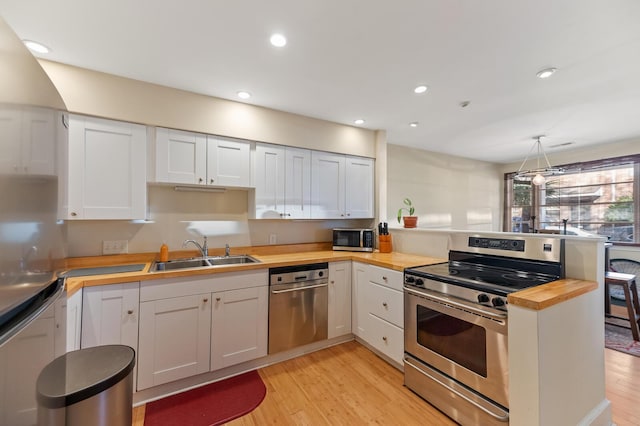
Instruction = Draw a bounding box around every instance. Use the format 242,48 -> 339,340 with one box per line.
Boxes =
397,198 -> 418,228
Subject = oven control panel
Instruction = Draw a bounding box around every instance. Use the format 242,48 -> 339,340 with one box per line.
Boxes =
468,237 -> 525,252
404,274 -> 508,311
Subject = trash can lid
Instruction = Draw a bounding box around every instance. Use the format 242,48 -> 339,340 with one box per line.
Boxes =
36,345 -> 135,409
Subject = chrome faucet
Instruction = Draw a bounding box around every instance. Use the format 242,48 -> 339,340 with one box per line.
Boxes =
225,243 -> 230,257
183,236 -> 208,258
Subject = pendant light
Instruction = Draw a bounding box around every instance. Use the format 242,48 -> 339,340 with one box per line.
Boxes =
515,135 -> 565,185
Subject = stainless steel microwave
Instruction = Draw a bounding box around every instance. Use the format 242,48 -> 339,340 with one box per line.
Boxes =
332,228 -> 375,252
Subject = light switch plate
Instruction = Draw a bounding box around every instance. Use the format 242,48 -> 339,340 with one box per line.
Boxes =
103,240 -> 129,255
269,234 -> 277,245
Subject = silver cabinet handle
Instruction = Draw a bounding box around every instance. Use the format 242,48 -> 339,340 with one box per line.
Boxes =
382,336 -> 387,342
203,298 -> 209,303
127,309 -> 134,315
199,177 -> 203,183
210,178 -> 214,184
71,212 -> 78,217
382,276 -> 388,281
216,297 -> 221,302
382,302 -> 388,308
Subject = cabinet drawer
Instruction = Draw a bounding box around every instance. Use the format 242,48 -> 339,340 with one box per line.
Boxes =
367,281 -> 403,328
367,265 -> 403,291
367,313 -> 404,365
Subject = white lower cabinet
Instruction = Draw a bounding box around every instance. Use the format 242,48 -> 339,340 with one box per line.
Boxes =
137,270 -> 268,390
211,286 -> 268,370
352,262 -> 405,365
328,261 -> 352,339
138,293 -> 212,390
81,282 -> 139,349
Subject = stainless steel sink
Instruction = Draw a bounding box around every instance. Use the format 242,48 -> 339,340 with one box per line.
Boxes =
207,255 -> 259,266
151,255 -> 259,272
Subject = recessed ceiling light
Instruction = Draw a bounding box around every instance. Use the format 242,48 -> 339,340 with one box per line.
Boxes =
270,34 -> 287,47
354,119 -> 365,125
414,85 -> 428,94
23,40 -> 50,54
237,91 -> 251,99
409,122 -> 419,128
536,67 -> 557,79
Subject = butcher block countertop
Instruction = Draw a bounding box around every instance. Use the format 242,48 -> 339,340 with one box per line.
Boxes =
61,242 -> 597,310
62,243 -> 445,296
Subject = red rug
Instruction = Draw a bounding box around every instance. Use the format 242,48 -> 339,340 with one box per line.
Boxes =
144,370 -> 266,426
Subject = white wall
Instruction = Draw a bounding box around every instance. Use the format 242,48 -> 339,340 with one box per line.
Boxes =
387,144 -> 503,231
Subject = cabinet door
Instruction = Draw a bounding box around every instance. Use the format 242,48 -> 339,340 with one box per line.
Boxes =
311,151 -> 345,218
211,286 -> 268,370
328,261 -> 352,339
67,115 -> 146,219
23,107 -> 56,176
155,127 -> 207,184
138,294 -> 211,390
66,288 -> 83,352
345,156 -> 374,218
254,143 -> 285,218
207,136 -> 251,187
285,147 -> 311,219
0,106 -> 55,176
352,262 -> 369,339
81,283 -> 139,349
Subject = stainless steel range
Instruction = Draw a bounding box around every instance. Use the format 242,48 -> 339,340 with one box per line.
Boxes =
403,233 -> 564,426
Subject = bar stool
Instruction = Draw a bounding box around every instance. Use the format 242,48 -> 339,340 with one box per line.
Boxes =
604,271 -> 640,341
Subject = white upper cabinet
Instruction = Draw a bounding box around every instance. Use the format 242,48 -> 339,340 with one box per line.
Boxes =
253,143 -> 311,219
207,136 -> 251,187
345,156 -> 375,218
62,115 -> 146,220
311,151 -> 374,219
0,105 -> 57,176
152,127 -> 251,188
154,127 -> 206,184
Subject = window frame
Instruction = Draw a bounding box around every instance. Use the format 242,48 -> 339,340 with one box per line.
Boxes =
503,154 -> 640,245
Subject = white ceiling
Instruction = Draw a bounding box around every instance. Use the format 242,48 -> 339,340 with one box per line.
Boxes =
2,0 -> 640,163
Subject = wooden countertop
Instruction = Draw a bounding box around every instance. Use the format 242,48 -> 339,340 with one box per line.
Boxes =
62,243 -> 597,311
62,245 -> 445,296
507,278 -> 598,311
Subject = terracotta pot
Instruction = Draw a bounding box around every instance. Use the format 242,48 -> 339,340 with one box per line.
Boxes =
403,216 -> 418,228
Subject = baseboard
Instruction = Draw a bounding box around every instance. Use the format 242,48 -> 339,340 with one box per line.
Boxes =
577,399 -> 613,426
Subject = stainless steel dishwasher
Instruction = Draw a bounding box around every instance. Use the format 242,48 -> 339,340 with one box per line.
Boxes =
268,262 -> 329,354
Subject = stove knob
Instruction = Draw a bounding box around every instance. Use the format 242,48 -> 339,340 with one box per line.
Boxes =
492,297 -> 505,307
405,276 -> 415,284
415,278 -> 424,287
477,294 -> 490,303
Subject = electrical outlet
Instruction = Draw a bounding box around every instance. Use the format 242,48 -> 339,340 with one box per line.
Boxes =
103,240 -> 129,255
269,234 -> 277,245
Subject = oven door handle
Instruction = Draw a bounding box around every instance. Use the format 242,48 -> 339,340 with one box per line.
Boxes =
271,283 -> 328,294
404,287 -> 508,321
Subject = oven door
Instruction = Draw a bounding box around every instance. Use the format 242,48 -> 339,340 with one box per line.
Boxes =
404,286 -> 509,408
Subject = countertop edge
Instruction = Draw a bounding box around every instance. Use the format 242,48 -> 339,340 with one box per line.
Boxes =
507,278 -> 598,311
63,250 -> 446,296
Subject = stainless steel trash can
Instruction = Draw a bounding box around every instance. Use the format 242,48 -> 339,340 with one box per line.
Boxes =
36,345 -> 135,426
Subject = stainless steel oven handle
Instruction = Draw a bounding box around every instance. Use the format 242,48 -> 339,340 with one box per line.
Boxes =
404,287 -> 507,321
271,283 -> 328,294
404,356 -> 509,422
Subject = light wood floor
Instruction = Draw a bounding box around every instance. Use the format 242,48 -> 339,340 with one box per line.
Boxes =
133,340 -> 640,425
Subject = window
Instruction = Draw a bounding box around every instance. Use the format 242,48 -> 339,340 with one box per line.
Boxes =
504,154 -> 640,244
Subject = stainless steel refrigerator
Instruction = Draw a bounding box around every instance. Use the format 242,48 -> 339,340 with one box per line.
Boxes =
0,17 -> 68,425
